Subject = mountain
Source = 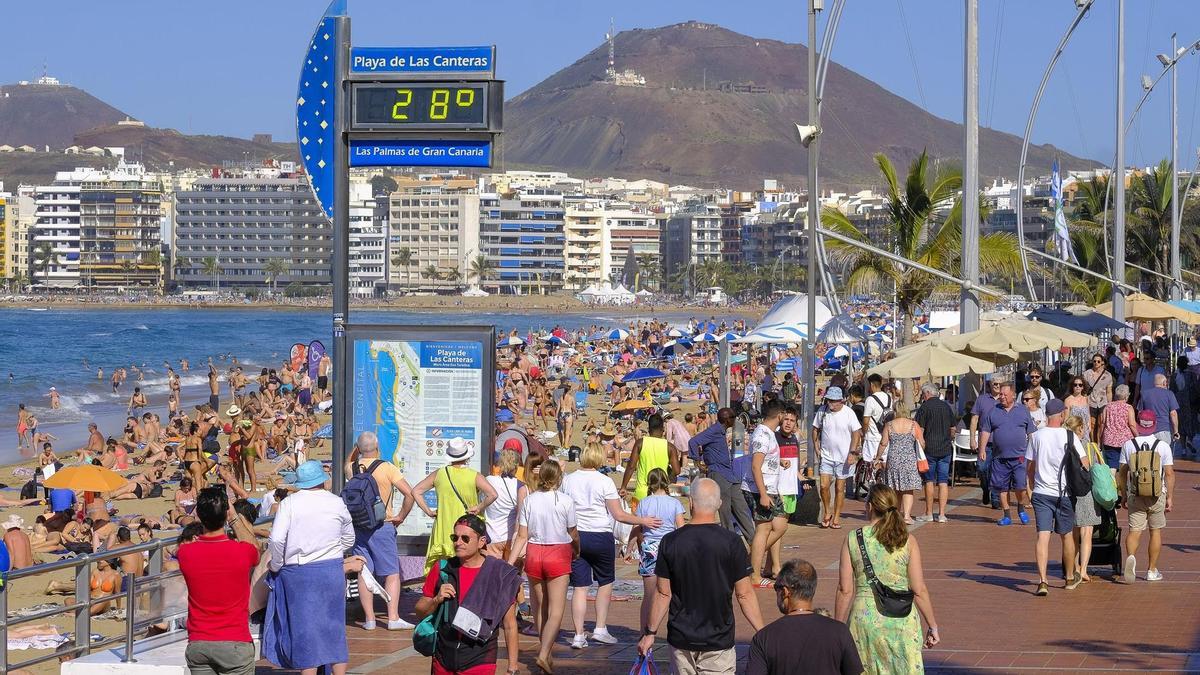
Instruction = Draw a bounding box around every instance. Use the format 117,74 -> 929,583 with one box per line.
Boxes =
0,83 -> 130,148
504,21 -> 1097,187
72,125 -> 294,170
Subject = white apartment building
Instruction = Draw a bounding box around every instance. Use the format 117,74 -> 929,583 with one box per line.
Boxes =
348,180 -> 387,297
388,176 -> 480,293
32,172 -> 84,287
661,204 -> 722,292
604,203 -> 659,284
563,199 -> 607,289
3,187 -> 35,284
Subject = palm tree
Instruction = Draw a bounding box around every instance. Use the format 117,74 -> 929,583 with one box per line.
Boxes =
823,150 -> 1021,345
392,247 -> 414,291
1125,160 -> 1193,298
442,267 -> 463,290
142,249 -> 162,290
33,242 -> 57,285
120,260 -> 136,288
422,264 -> 441,287
264,259 -> 289,294
635,253 -> 661,291
468,254 -> 494,290
201,257 -> 221,292
9,271 -> 28,292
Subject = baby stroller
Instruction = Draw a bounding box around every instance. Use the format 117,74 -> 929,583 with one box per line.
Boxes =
851,458 -> 883,500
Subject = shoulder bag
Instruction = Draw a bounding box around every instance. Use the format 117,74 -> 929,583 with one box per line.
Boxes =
413,560 -> 450,656
855,528 -> 914,618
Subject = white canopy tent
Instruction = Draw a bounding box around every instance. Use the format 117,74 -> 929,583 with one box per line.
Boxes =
736,293 -> 835,344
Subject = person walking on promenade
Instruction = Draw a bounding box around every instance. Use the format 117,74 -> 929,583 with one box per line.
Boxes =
861,374 -> 893,465
688,408 -> 753,540
1065,413 -> 1101,582
413,437 -> 499,572
264,460 -> 355,675
748,559 -> 862,675
969,378 -> 1002,507
620,413 -> 679,506
876,404 -> 925,524
1136,373 -> 1180,449
814,387 -> 862,530
634,468 -> 686,633
1100,384 -> 1137,474
1084,352 -> 1114,442
977,383 -> 1036,526
835,484 -> 938,675
484,449 -> 527,561
1119,410 -> 1176,583
345,431 -> 419,630
744,399 -> 788,586
914,383 -> 954,522
416,514 -> 522,675
178,487 -> 260,675
1025,401 -> 1090,595
562,445 -> 661,649
506,459 -> 578,674
638,477 -> 764,675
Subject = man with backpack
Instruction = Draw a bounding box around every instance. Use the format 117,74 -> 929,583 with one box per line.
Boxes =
860,374 -> 893,465
780,373 -> 799,405
1024,400 -> 1090,596
344,431 -> 419,630
1118,410 -> 1176,583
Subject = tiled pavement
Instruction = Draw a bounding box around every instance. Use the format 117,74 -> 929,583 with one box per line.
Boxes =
257,456 -> 1200,674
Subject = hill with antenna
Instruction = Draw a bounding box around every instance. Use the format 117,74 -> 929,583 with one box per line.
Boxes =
504,21 -> 1099,187
0,81 -> 130,148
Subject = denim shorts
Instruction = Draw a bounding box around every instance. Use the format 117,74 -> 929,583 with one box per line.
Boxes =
1101,445 -> 1123,471
1032,492 -> 1075,534
922,455 -> 951,485
819,457 -> 855,480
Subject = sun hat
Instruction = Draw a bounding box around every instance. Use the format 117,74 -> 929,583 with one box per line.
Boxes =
226,405 -> 242,417
290,460 -> 328,489
1190,337 -> 1197,348
446,437 -> 473,461
1138,409 -> 1157,428
825,386 -> 845,401
2,515 -> 24,530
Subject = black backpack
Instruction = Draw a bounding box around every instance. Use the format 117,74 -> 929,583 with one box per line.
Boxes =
343,460 -> 387,530
1060,430 -> 1092,498
869,393 -> 895,434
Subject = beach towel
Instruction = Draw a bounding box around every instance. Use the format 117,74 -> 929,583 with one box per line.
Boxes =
263,558 -> 348,670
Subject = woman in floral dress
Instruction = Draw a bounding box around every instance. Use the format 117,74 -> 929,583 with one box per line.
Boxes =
876,406 -> 925,524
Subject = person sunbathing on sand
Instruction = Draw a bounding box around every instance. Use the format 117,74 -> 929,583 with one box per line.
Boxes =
106,462 -> 166,501
45,557 -> 123,615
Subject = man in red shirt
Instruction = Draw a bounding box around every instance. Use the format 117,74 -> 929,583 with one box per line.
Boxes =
178,486 -> 260,675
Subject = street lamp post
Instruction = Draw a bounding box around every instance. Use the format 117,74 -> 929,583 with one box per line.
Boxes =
1113,0 -> 1126,324
1170,33 -> 1182,300
804,0 -> 822,460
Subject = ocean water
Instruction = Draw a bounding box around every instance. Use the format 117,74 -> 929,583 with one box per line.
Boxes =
0,306 -> 729,464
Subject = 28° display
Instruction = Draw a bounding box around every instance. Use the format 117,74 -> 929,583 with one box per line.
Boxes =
352,83 -> 488,129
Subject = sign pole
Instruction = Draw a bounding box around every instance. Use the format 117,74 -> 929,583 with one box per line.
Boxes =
333,14 -> 351,491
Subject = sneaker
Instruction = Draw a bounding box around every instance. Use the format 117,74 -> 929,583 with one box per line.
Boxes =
570,634 -> 588,649
915,515 -> 932,522
1035,582 -> 1049,596
996,516 -> 1013,526
589,628 -> 618,645
936,514 -> 948,523
1147,569 -> 1164,582
1124,555 -> 1137,583
387,618 -> 415,630
1065,574 -> 1082,590
1018,510 -> 1030,525
360,620 -> 377,631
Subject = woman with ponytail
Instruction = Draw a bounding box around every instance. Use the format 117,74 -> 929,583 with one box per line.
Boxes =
835,484 -> 938,674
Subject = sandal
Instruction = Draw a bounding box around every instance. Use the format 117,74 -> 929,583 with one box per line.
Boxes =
830,523 -> 842,529
753,578 -> 774,588
535,657 -> 554,674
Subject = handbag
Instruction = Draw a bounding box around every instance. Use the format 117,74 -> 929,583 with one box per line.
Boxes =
413,560 -> 450,656
855,528 -> 914,618
629,655 -> 659,675
1087,442 -> 1118,510
915,436 -> 929,474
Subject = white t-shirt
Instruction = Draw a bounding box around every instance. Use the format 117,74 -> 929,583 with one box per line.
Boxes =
741,424 -> 781,494
519,489 -> 577,545
1024,426 -> 1086,497
1119,435 -> 1174,493
862,391 -> 892,443
484,475 -> 521,543
561,469 -> 618,533
814,405 -> 861,463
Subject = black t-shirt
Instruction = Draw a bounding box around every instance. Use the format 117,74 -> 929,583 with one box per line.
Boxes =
747,613 -> 863,675
915,397 -> 956,459
654,523 -> 751,651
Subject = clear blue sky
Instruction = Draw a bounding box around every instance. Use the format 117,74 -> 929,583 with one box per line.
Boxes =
4,0 -> 1200,171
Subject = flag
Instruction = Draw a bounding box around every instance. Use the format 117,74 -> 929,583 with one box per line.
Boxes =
1051,159 -> 1077,263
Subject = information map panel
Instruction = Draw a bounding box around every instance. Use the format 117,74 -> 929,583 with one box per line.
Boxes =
346,325 -> 495,541
352,82 -> 491,130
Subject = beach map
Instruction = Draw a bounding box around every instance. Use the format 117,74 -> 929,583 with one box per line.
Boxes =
352,338 -> 485,537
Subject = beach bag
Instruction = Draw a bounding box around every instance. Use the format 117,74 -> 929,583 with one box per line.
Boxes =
916,438 -> 929,475
1131,440 -> 1163,498
343,460 -> 387,530
1060,431 -> 1092,498
870,393 -> 895,434
629,655 -> 659,675
855,528 -> 913,618
413,560 -> 449,657
147,483 -> 164,499
1087,443 -> 1117,510
19,479 -> 38,500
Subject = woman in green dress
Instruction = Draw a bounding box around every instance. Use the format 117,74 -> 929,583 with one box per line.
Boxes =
412,437 -> 498,572
835,484 -> 939,674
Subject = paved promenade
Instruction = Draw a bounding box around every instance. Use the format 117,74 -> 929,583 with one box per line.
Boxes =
257,456 -> 1200,674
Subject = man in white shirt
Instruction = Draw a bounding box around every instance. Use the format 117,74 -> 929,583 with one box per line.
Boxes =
1025,400 -> 1089,596
1118,410 -> 1176,583
743,400 -> 786,587
813,387 -> 862,530
861,374 -> 892,463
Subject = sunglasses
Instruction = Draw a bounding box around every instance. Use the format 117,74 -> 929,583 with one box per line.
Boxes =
1093,360 -> 1104,364
1073,383 -> 1084,388
1022,397 -> 1035,402
449,534 -> 476,543
1030,374 -> 1042,379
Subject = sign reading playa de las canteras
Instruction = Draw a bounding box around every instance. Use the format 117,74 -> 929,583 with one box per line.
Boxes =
347,326 -> 494,540
349,46 -> 494,75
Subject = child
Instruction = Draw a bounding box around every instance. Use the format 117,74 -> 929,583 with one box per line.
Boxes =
633,468 -> 686,632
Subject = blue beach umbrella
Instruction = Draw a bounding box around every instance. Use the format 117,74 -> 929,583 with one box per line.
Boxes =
497,336 -> 525,348
542,335 -> 570,346
693,332 -> 721,343
604,328 -> 631,340
623,367 -> 667,383
666,327 -> 687,338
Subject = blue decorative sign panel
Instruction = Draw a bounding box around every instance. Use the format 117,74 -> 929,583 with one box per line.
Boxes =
295,1 -> 345,221
349,139 -> 492,168
350,46 -> 494,75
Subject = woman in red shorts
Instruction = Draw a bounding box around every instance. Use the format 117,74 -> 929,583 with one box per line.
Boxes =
507,459 -> 578,674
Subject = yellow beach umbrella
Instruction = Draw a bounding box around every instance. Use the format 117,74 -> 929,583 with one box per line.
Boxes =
937,323 -> 1059,358
999,318 -> 1097,349
868,343 -> 996,379
43,465 -> 127,492
612,399 -> 656,412
1093,293 -> 1200,324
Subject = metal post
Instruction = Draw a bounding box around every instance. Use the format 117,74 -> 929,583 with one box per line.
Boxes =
75,556 -> 91,658
719,339 -> 731,407
1113,0 -> 1127,324
805,0 -> 821,447
332,15 -> 351,491
1171,33 -> 1182,301
961,0 -> 981,404
1,572 -> 8,674
123,573 -> 137,663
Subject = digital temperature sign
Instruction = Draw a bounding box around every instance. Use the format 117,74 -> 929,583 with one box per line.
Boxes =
351,82 -> 500,131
